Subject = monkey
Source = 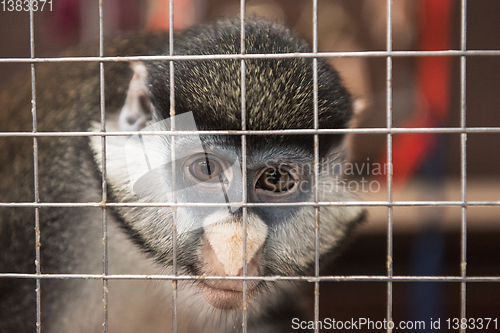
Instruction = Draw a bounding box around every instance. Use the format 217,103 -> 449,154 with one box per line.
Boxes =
0,18 -> 365,332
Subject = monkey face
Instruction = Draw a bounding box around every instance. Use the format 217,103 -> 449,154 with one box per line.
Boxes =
92,19 -> 365,312
100,115 -> 362,311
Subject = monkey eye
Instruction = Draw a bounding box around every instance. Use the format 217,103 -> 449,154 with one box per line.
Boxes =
256,167 -> 296,192
190,157 -> 224,182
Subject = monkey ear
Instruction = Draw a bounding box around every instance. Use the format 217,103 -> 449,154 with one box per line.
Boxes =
340,97 -> 367,158
350,97 -> 366,129
119,62 -> 154,131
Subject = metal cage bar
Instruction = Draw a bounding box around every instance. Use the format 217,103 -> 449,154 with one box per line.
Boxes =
239,1 -> 249,332
28,3 -> 41,333
98,0 -> 109,332
168,1 -> 179,333
460,0 -> 468,332
1,200 -> 500,209
1,50 -> 500,64
312,1 -> 321,333
2,127 -> 500,138
385,1 -> 394,331
2,273 -> 500,282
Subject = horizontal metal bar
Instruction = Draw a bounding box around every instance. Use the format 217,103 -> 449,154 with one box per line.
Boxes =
0,50 -> 499,64
0,273 -> 498,282
1,127 -> 500,137
0,200 -> 499,208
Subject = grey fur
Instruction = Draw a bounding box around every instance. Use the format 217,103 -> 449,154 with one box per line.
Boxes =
0,19 -> 364,332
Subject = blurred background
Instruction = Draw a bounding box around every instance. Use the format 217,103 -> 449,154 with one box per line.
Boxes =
1,0 -> 499,331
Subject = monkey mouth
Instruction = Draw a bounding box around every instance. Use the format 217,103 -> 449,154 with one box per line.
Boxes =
198,280 -> 261,310
196,233 -> 264,310
195,218 -> 268,310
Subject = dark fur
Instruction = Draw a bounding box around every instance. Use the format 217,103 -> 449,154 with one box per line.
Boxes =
0,19 -> 360,332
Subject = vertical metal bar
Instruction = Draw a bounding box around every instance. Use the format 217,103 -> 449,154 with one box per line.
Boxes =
29,4 -> 41,333
312,1 -> 320,332
98,1 -> 108,332
460,1 -> 468,332
240,3 -> 248,333
385,0 -> 394,332
169,1 -> 178,333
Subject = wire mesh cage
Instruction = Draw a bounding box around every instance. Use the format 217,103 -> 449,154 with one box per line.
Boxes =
0,0 -> 499,332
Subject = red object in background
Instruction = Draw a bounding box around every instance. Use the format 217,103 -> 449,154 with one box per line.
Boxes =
146,0 -> 198,30
48,0 -> 81,45
47,0 -> 141,46
378,0 -> 453,186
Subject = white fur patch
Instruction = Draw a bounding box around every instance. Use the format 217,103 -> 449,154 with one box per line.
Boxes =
203,213 -> 268,276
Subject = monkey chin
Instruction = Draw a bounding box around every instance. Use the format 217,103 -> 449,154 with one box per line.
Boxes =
199,284 -> 252,310
196,259 -> 263,310
196,232 -> 264,310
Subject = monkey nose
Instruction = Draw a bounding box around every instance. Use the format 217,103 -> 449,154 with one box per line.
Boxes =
203,217 -> 268,276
